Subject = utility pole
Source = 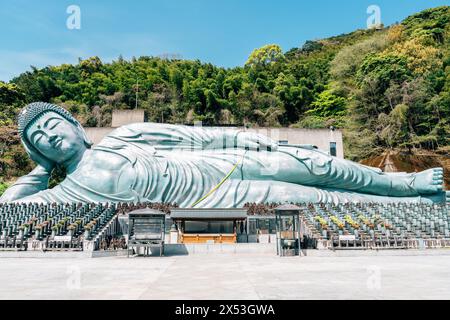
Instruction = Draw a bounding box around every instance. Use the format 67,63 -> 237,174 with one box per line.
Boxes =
135,79 -> 139,109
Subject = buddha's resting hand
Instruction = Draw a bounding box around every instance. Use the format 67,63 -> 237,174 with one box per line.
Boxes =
0,165 -> 51,202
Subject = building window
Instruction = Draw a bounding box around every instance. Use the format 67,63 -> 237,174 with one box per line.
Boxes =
278,140 -> 289,145
330,142 -> 337,156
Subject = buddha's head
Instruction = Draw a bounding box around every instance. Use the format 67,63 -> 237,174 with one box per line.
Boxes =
18,102 -> 92,170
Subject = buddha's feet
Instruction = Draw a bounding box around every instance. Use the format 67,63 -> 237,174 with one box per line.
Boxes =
413,168 -> 444,195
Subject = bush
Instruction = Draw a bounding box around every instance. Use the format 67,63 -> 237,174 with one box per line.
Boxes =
0,182 -> 9,197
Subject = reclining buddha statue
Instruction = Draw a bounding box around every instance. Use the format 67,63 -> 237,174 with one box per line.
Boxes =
0,102 -> 447,206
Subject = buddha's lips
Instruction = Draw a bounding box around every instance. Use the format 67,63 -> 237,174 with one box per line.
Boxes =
53,138 -> 62,148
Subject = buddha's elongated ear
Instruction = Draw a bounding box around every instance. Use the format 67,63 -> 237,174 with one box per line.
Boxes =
76,122 -> 93,148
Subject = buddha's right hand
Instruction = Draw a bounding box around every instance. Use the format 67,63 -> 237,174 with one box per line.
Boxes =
0,165 -> 52,202
29,152 -> 55,172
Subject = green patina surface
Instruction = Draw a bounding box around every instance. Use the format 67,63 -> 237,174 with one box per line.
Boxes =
0,103 -> 447,206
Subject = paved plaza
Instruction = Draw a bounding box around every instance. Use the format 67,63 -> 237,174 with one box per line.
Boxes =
1,251 -> 450,300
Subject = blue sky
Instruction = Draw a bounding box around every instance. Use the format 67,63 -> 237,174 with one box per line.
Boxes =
0,0 -> 448,81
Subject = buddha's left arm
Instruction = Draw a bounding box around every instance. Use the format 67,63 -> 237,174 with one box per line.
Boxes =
0,165 -> 51,202
109,123 -> 277,151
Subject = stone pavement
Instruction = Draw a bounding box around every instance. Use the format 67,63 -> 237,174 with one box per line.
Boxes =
1,252 -> 450,299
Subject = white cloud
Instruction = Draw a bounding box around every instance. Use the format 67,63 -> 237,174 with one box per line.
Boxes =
0,48 -> 86,81
0,33 -> 167,81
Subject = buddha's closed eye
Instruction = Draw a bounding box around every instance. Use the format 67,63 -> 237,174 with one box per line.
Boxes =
29,118 -> 64,146
47,118 -> 61,129
31,132 -> 45,146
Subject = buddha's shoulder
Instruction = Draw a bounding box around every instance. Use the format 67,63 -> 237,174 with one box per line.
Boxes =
71,150 -> 137,193
83,149 -> 133,170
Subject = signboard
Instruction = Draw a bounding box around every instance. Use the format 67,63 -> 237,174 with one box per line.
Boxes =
339,235 -> 356,241
54,236 -> 72,242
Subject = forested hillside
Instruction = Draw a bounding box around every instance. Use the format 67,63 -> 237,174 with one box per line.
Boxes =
0,6 -> 449,187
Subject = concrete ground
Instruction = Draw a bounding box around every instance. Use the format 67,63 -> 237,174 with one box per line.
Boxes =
0,253 -> 450,300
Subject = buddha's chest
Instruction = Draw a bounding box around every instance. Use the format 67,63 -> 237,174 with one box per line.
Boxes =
71,150 -> 136,194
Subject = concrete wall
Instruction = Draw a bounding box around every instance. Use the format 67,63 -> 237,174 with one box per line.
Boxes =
85,127 -> 114,145
85,110 -> 344,157
111,109 -> 145,127
243,127 -> 343,158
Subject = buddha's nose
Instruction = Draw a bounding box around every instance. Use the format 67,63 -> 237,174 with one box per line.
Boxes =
48,134 -> 58,144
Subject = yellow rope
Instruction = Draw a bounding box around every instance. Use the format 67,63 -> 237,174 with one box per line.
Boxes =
191,152 -> 246,207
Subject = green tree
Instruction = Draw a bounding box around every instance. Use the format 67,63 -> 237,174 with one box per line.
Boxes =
245,44 -> 285,67
307,89 -> 346,118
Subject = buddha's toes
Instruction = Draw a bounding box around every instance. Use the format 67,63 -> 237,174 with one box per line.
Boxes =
413,168 -> 444,195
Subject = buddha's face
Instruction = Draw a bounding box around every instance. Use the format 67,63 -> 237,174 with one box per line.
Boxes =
26,111 -> 85,164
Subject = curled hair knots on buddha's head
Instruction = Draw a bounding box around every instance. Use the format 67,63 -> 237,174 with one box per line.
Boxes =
18,102 -> 88,139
